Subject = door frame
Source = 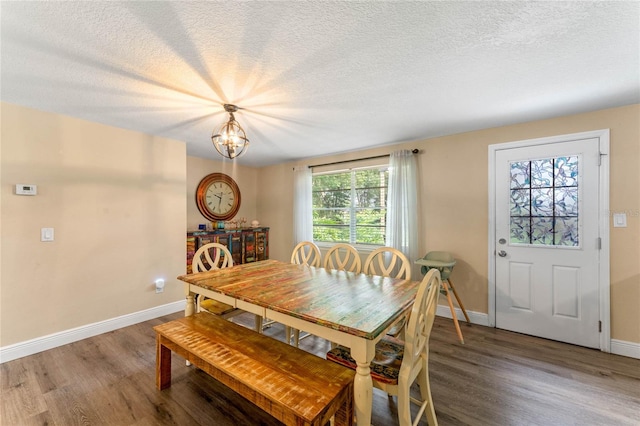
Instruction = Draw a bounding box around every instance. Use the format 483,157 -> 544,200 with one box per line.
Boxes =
487,129 -> 610,352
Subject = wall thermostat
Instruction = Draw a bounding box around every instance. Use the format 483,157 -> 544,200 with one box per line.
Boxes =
15,184 -> 37,195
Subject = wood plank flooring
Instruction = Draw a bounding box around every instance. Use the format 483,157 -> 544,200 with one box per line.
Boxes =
2,312 -> 639,425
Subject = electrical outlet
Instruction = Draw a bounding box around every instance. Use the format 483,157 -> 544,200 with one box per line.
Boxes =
155,279 -> 165,294
16,184 -> 37,195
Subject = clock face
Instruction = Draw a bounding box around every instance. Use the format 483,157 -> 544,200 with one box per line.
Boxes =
196,173 -> 241,221
205,181 -> 235,215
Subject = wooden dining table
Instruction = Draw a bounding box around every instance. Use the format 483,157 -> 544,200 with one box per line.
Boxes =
177,259 -> 420,426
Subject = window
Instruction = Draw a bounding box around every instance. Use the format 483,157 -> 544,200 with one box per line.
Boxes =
509,156 -> 579,246
312,167 -> 388,245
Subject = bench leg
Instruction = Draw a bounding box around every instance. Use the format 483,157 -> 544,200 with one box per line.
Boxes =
156,335 -> 172,390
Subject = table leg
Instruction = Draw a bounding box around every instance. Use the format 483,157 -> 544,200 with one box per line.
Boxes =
184,291 -> 196,367
350,342 -> 375,426
185,284 -> 195,317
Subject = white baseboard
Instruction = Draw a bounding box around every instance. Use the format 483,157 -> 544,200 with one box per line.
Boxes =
3,301 -> 638,363
436,306 -> 640,360
0,300 -> 185,364
611,339 -> 640,359
436,305 -> 490,326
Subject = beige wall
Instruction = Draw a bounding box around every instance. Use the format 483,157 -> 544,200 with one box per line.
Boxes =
2,102 -> 638,349
0,103 -> 187,346
256,104 -> 640,344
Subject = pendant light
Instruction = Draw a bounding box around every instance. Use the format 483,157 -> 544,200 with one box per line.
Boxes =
211,104 -> 249,159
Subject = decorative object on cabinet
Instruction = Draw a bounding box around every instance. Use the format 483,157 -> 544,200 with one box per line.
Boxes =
195,173 -> 241,222
211,104 -> 249,160
186,228 -> 269,273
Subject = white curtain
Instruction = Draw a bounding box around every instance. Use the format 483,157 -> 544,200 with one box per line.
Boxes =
293,166 -> 313,244
385,150 -> 419,277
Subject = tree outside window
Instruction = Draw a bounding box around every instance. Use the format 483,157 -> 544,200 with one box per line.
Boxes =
312,167 -> 388,245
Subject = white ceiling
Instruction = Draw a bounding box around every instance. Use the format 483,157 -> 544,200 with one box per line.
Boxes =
1,1 -> 638,167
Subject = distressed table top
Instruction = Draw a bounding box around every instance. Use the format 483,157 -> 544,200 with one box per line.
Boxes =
178,259 -> 420,340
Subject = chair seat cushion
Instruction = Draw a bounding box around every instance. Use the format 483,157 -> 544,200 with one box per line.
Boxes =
200,298 -> 237,316
326,337 -> 404,385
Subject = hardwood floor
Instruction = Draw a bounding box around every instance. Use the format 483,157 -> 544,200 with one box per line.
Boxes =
2,312 -> 639,425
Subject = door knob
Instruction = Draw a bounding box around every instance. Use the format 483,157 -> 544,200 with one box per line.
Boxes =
498,250 -> 507,257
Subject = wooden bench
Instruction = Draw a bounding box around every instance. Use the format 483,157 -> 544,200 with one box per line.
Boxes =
154,312 -> 355,426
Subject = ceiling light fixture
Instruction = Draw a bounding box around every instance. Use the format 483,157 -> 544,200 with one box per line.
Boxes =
211,104 -> 249,160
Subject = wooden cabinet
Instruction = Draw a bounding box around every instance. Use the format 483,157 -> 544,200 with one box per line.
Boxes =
186,228 -> 269,273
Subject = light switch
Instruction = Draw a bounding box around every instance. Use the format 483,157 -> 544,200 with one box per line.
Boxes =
613,213 -> 627,228
41,228 -> 54,241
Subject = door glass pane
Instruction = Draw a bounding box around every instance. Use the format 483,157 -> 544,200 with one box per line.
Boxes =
555,187 -> 578,216
510,189 -> 530,215
510,162 -> 530,188
509,156 -> 579,247
531,217 -> 554,245
554,156 -> 578,186
531,159 -> 554,187
554,217 -> 579,246
510,216 -> 530,244
531,188 -> 553,216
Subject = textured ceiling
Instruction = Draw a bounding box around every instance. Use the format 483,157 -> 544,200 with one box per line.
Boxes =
1,1 -> 638,167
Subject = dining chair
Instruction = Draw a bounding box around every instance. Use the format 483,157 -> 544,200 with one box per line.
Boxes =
363,246 -> 412,339
287,241 -> 322,346
363,246 -> 412,280
192,243 -> 260,331
290,240 -> 322,267
293,243 -> 364,349
326,269 -> 441,426
416,251 -> 470,344
323,243 -> 362,273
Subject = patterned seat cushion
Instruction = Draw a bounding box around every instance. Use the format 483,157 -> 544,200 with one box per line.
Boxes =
326,336 -> 404,385
200,298 -> 237,316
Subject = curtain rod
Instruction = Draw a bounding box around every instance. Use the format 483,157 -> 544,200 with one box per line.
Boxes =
308,148 -> 419,169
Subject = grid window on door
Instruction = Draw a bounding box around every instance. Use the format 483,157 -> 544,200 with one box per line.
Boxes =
509,156 -> 579,246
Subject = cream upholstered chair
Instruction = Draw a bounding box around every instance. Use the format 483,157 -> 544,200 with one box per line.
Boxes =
193,243 -> 260,331
327,269 -> 441,426
363,246 -> 411,280
323,243 -> 362,273
290,240 -> 322,267
364,246 -> 412,338
287,241 -> 321,346
416,251 -> 470,344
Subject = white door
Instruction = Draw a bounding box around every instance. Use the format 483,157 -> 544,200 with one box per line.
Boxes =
494,136 -> 602,349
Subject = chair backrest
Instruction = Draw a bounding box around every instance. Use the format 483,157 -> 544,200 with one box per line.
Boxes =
290,241 -> 321,267
401,269 -> 441,382
323,243 -> 362,273
192,243 -> 233,272
420,251 -> 455,280
363,247 -> 411,280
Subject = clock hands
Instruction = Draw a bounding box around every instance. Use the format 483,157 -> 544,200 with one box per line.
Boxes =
208,188 -> 233,214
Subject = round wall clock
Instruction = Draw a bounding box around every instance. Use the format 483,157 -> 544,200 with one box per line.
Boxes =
195,173 -> 241,221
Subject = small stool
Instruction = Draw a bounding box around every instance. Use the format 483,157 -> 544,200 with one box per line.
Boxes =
416,251 -> 470,344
